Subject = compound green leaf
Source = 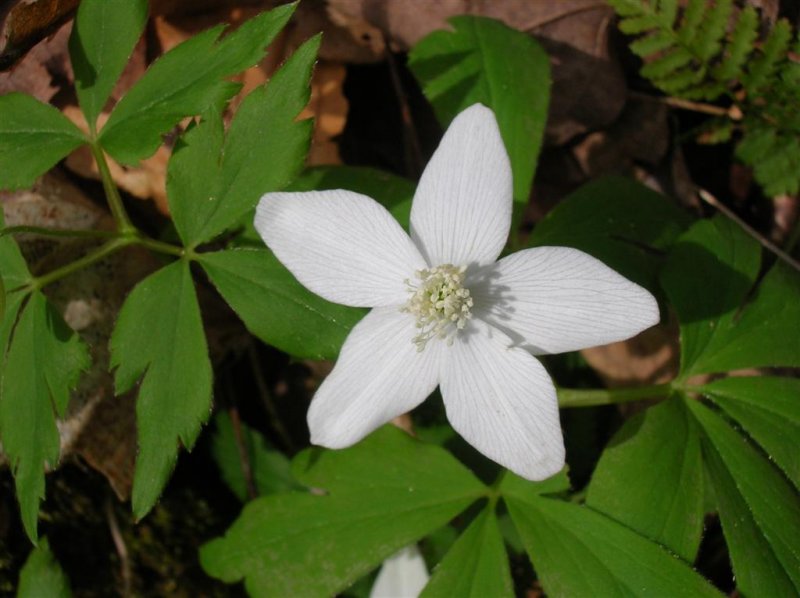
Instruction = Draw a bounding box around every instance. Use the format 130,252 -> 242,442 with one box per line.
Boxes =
421,508 -> 512,598
701,376 -> 800,488
109,261 -> 211,518
200,426 -> 485,597
167,35 -> 318,246
409,15 -> 550,208
503,473 -> 720,597
687,399 -> 800,596
199,249 -> 365,360
528,176 -> 690,292
660,216 -> 759,376
587,397 -> 704,561
0,292 -> 89,541
0,94 -> 86,190
287,166 -> 415,229
662,216 -> 800,375
0,206 -> 29,387
694,260 -> 800,372
17,538 -> 71,598
211,412 -> 299,501
0,206 -> 30,327
99,3 -> 296,164
69,0 -> 148,131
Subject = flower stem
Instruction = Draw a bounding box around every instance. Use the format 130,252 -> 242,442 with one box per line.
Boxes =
137,236 -> 187,258
557,382 -> 673,408
22,234 -> 187,292
90,141 -> 135,234
26,237 -> 135,292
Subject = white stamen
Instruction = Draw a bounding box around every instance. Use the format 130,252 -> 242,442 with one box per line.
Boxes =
402,264 -> 474,351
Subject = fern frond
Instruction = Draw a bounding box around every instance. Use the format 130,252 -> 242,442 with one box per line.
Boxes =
641,47 -> 694,79
713,6 -> 759,82
748,136 -> 800,196
736,127 -> 776,163
630,30 -> 675,55
676,0 -> 706,46
657,68 -> 707,95
695,0 -> 732,60
657,0 -> 678,24
619,14 -> 669,35
744,19 -> 792,92
611,0 -> 800,196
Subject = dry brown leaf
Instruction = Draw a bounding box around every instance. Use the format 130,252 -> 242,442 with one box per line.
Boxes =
581,319 -> 680,388
303,61 -> 348,165
0,0 -> 78,70
572,98 -> 670,177
0,19 -> 70,100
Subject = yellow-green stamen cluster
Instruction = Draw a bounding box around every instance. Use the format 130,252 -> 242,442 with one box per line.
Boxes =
402,264 -> 473,351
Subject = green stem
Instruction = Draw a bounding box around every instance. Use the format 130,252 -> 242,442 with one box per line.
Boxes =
26,237 -> 135,292
0,225 -> 116,240
19,233 -> 188,292
557,383 -> 673,408
90,142 -> 135,234
137,236 -> 187,258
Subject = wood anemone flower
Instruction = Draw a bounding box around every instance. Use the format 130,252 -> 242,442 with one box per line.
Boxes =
254,104 -> 659,480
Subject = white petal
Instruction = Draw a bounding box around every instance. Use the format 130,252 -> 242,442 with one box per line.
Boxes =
440,320 -> 565,481
255,190 -> 426,307
410,104 -> 512,268
370,545 -> 430,598
308,307 -> 442,448
471,247 -> 660,354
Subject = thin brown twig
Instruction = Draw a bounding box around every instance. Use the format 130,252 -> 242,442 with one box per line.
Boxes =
247,342 -> 296,452
629,90 -> 741,119
104,495 -> 132,598
228,405 -> 258,501
697,187 -> 800,272
384,37 -> 423,179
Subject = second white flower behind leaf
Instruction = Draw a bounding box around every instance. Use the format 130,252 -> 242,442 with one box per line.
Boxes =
255,103 -> 659,481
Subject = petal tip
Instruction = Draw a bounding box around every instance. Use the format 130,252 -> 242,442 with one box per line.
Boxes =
516,446 -> 566,482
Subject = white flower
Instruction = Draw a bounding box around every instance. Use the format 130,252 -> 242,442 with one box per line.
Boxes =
369,544 -> 429,598
255,104 -> 659,480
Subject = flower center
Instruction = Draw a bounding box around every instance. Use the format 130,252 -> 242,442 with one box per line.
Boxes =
402,264 -> 474,351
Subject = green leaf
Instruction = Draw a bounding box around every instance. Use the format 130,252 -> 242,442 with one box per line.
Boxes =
211,412 -> 299,501
686,399 -> 800,596
0,94 -> 86,190
661,216 -> 757,376
502,474 -> 721,597
421,508 -> 512,598
69,0 -> 148,131
200,426 -> 485,597
0,292 -> 89,540
409,15 -> 550,208
586,397 -> 704,561
99,3 -> 296,164
199,249 -> 365,360
701,377 -> 800,488
0,207 -> 30,313
287,165 -> 415,230
0,206 -> 30,393
17,538 -> 71,597
528,176 -> 690,293
109,261 -> 211,518
167,35 -> 318,246
662,216 -> 800,374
